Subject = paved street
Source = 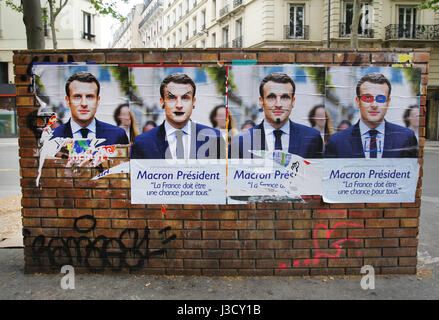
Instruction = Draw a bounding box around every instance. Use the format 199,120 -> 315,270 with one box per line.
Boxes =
0,138 -> 438,300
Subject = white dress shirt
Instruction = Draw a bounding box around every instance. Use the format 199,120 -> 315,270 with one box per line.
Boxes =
164,120 -> 192,159
359,120 -> 385,159
263,120 -> 290,153
70,118 -> 96,139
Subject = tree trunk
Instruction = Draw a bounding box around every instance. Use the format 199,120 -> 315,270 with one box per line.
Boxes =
48,1 -> 57,49
350,0 -> 360,48
21,0 -> 45,49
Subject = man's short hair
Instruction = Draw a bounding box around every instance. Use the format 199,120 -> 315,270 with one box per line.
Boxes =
65,71 -> 100,97
259,72 -> 296,98
356,72 -> 392,97
160,73 -> 196,99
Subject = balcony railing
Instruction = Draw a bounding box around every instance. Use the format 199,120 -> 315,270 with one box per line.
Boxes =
220,42 -> 229,48
193,30 -> 197,36
339,23 -> 374,38
233,0 -> 243,8
139,1 -> 163,29
385,24 -> 439,40
219,5 -> 229,17
284,25 -> 309,40
232,35 -> 242,48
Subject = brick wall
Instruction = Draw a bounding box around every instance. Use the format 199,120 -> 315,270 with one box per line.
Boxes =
14,48 -> 428,275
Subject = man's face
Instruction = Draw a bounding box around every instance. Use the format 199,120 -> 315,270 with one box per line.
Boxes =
65,80 -> 100,127
356,81 -> 391,129
259,81 -> 295,129
161,82 -> 196,129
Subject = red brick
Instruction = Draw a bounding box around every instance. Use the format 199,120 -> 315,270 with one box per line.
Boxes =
383,228 -> 418,237
22,188 -> 56,198
239,210 -> 275,220
399,257 -> 417,266
221,220 -> 255,229
328,258 -> 363,267
108,179 -> 130,188
313,209 -> 347,219
143,52 -> 180,63
92,189 -> 128,198
184,220 -> 218,229
75,199 -> 109,209
219,52 -> 257,62
166,249 -> 201,259
220,240 -> 255,249
239,269 -> 274,276
20,158 -> 38,168
258,52 -> 295,63
400,238 -> 418,247
365,219 -> 399,228
257,240 -> 292,249
333,53 -> 370,64
296,52 -> 333,63
57,189 -> 91,198
276,210 -> 311,219
293,219 -> 328,229
183,259 -> 219,269
240,230 -> 274,239
39,178 -> 73,188
275,249 -> 310,259
57,208 -> 92,218
184,240 -> 219,249
310,268 -> 345,276
180,52 -> 217,62
240,250 -> 274,259
22,218 -> 41,227
56,168 -> 92,178
257,220 -> 292,229
276,230 -> 310,239
41,218 -> 74,228
383,248 -> 417,257
220,259 -> 255,269
257,202 -> 292,209
16,96 -> 34,106
111,219 -> 147,229
21,197 -> 39,207
364,258 -> 398,267
107,52 -> 143,63
348,229 -> 382,238
256,259 -> 291,269
365,239 -> 399,247
148,220 -> 183,230
347,248 -> 382,257
111,199 -> 145,209
40,198 -> 74,208
203,230 -> 237,239
380,267 -> 416,274
384,208 -> 420,218
413,52 -> 430,63
13,54 -> 32,65
71,53 -> 106,63
293,239 -> 327,249
22,208 -> 57,218
94,210 -> 128,219
203,250 -> 238,259
165,210 -> 201,220
400,219 -> 419,227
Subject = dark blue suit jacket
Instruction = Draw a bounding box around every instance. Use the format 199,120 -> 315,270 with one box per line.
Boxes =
130,121 -> 225,159
324,120 -> 418,158
230,120 -> 323,159
51,119 -> 129,147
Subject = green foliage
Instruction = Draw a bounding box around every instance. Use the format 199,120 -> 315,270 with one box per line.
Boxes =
205,67 -> 237,96
2,0 -> 128,22
419,1 -> 439,11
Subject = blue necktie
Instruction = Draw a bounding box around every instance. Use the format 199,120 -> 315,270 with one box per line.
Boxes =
369,129 -> 378,158
274,129 -> 283,150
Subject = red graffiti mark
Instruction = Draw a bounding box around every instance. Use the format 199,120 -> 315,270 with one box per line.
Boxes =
161,205 -> 166,215
292,222 -> 364,267
303,160 -> 311,165
313,222 -> 363,260
279,263 -> 287,269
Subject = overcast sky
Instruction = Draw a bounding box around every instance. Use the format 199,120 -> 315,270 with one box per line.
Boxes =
101,0 -> 143,48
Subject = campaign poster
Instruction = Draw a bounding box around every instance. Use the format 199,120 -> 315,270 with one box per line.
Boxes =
226,65 -> 326,203
33,64 -> 131,185
128,66 -> 227,204
323,66 -> 421,203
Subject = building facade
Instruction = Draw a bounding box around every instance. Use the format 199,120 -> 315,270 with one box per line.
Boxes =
0,0 -> 103,137
112,4 -> 144,48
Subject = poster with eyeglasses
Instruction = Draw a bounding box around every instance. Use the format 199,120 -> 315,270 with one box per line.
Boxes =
322,66 -> 421,203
